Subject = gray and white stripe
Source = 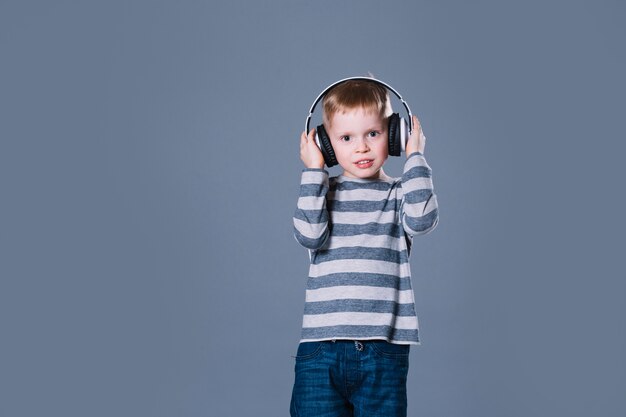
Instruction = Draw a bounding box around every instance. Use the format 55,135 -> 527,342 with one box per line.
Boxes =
294,152 -> 438,345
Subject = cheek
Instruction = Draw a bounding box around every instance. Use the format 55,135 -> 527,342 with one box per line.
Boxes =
375,139 -> 389,157
333,144 -> 352,162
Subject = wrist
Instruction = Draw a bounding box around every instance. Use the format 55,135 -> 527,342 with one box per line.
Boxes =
305,161 -> 325,169
406,151 -> 423,158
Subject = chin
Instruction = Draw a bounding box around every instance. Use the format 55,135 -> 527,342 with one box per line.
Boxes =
357,169 -> 383,179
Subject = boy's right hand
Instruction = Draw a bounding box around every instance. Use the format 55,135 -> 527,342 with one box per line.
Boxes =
300,129 -> 325,169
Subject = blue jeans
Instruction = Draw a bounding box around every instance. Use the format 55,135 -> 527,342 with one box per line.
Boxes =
290,340 -> 410,417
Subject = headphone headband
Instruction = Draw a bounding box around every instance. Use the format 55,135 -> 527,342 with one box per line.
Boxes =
305,76 -> 413,134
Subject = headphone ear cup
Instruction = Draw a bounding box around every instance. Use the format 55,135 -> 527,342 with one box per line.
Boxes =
399,116 -> 409,154
316,124 -> 338,167
387,113 -> 401,157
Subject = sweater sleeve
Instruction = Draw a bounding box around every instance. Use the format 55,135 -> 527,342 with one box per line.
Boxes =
400,152 -> 439,236
293,168 -> 330,250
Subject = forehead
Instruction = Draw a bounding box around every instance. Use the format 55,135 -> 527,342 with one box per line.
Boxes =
329,106 -> 385,129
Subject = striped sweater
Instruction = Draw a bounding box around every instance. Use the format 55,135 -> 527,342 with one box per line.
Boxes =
293,152 -> 439,345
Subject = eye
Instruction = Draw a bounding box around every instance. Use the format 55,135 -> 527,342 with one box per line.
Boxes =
368,131 -> 380,138
339,135 -> 351,142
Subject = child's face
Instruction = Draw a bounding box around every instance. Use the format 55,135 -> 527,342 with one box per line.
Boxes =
326,107 -> 389,180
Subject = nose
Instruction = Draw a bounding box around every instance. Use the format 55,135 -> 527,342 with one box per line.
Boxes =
355,137 -> 370,152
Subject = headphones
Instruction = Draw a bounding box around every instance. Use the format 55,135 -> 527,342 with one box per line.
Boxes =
305,76 -> 413,167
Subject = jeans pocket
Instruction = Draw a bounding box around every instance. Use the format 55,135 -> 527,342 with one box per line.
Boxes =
370,340 -> 410,359
294,342 -> 324,362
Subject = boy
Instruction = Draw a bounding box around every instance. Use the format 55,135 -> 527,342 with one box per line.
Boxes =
291,78 -> 439,417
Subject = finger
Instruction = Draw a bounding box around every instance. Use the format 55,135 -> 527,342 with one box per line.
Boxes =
308,128 -> 316,142
301,131 -> 308,146
412,115 -> 421,131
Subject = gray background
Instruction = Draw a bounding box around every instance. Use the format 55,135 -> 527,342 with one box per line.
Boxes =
1,1 -> 625,416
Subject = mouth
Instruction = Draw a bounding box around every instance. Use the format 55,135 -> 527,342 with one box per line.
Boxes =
354,159 -> 374,169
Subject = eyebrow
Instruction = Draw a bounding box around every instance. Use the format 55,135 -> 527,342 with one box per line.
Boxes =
336,127 -> 383,139
364,125 -> 384,133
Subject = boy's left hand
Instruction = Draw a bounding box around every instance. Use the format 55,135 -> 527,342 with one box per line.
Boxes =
405,115 -> 426,156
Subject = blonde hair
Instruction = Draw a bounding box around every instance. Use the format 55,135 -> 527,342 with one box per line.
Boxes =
322,79 -> 393,128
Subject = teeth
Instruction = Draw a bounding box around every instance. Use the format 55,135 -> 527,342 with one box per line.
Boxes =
357,160 -> 372,165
